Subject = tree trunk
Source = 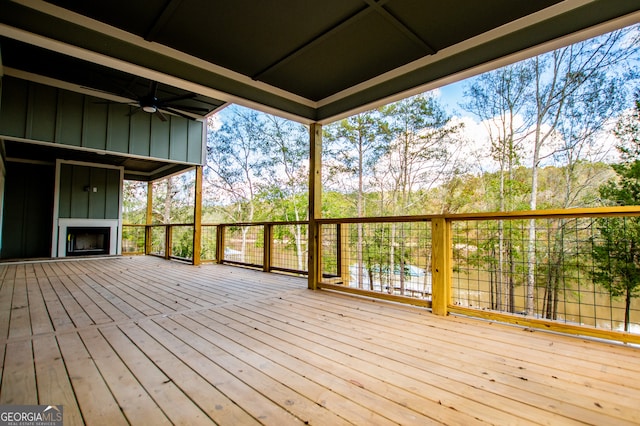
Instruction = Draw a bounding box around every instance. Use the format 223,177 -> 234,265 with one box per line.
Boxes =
625,288 -> 631,332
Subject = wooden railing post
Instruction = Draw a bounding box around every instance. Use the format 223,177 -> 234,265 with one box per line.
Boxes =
216,225 -> 225,264
145,226 -> 152,256
431,217 -> 451,316
264,224 -> 272,272
165,225 -> 172,260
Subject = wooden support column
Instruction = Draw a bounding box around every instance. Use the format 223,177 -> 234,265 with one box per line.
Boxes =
193,166 -> 203,266
431,217 -> 451,316
145,181 -> 153,255
308,123 -> 322,290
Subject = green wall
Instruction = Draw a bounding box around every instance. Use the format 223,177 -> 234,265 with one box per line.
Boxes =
58,164 -> 121,220
1,162 -> 54,259
0,77 -> 204,164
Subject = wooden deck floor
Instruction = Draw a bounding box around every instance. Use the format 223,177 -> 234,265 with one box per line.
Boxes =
1,256 -> 639,425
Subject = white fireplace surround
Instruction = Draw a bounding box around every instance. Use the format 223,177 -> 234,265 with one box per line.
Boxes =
56,219 -> 120,257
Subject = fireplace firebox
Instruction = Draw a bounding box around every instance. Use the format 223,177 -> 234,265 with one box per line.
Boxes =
66,227 -> 111,256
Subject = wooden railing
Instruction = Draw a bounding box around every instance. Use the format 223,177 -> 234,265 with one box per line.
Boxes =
123,221 -> 310,274
122,223 -> 195,262
122,206 -> 640,343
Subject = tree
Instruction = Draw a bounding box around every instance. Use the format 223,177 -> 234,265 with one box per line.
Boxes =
206,107 -> 268,262
591,92 -> 640,332
523,27 -> 639,315
150,172 -> 196,258
324,109 -> 390,287
258,115 -> 309,270
463,63 -> 534,312
461,25 -> 639,315
206,106 -> 312,268
122,180 -> 147,224
377,93 -> 462,294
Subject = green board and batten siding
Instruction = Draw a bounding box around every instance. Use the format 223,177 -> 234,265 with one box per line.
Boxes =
58,164 -> 121,220
0,77 -> 204,164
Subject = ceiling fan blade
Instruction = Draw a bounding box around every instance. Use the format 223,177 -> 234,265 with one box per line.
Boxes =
165,104 -> 210,112
155,109 -> 168,122
161,106 -> 197,120
150,81 -> 159,97
127,106 -> 141,117
158,93 -> 197,104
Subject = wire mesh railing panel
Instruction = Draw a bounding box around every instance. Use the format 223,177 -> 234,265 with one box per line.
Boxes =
149,226 -> 166,257
171,225 -> 194,261
321,224 -> 340,278
122,225 -> 145,254
223,225 -> 264,266
452,215 -> 640,333
323,221 -> 433,300
271,223 -> 308,273
201,225 -> 217,262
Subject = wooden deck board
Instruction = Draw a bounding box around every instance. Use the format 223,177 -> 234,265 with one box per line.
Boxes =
251,295 -> 638,425
1,340 -> 36,405
99,325 -> 214,425
287,292 -> 640,399
32,335 -> 84,425
78,327 -> 173,425
216,301 -> 553,425
28,277 -> 55,335
309,300 -> 640,410
1,256 -> 639,425
56,331 -> 129,425
118,322 -> 261,425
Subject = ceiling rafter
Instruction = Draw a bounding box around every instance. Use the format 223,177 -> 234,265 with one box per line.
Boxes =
252,2 -> 379,81
145,0 -> 184,42
362,0 -> 436,55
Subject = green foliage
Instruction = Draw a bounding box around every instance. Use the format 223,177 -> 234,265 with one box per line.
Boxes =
591,91 -> 640,331
122,180 -> 147,224
592,217 -> 640,291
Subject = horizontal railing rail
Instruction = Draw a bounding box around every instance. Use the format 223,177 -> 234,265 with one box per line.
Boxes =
123,206 -> 640,343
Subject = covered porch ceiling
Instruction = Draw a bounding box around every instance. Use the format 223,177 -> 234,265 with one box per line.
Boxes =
1,0 -> 639,126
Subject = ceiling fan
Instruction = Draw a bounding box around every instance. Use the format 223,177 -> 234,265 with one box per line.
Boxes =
91,80 -> 209,121
127,81 -> 210,121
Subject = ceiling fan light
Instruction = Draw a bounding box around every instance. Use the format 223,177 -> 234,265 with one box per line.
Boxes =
142,105 -> 157,113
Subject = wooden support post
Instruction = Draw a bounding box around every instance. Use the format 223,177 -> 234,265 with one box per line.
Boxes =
145,181 -> 153,255
263,224 -> 272,272
431,217 -> 451,316
308,123 -> 322,290
193,166 -> 203,266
